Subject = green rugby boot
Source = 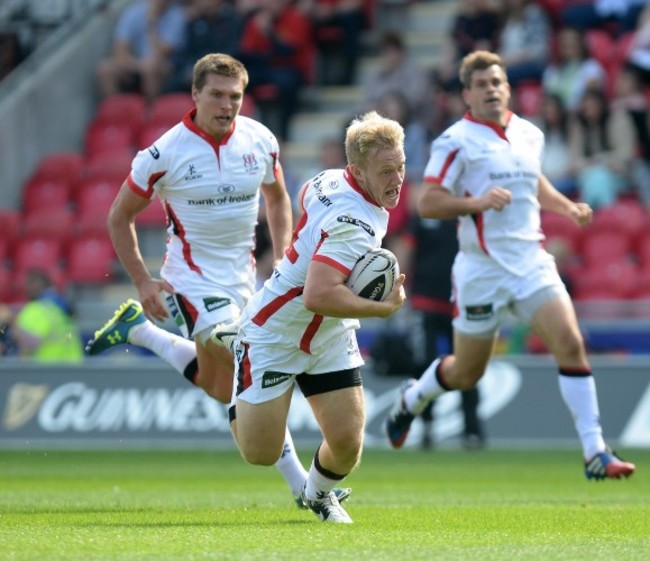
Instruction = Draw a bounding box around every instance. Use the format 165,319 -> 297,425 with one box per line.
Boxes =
85,299 -> 146,355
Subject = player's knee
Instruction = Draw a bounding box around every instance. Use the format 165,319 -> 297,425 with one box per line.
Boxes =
193,372 -> 230,404
239,444 -> 281,466
326,428 -> 363,463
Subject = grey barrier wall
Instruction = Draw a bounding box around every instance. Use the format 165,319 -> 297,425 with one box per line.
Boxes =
1,356 -> 648,449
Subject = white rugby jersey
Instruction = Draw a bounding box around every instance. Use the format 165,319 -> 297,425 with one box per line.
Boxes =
241,168 -> 389,354
423,111 -> 545,276
127,109 -> 279,291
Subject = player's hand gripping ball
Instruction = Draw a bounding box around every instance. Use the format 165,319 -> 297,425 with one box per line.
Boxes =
345,248 -> 399,301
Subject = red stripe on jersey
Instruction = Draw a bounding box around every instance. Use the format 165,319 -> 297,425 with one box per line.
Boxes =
127,171 -> 166,199
286,211 -> 308,263
252,286 -> 304,326
313,254 -> 351,276
270,151 -> 279,178
300,314 -> 324,354
344,166 -> 380,206
166,204 -> 202,274
314,229 -> 329,254
466,191 -> 489,255
424,148 -> 459,184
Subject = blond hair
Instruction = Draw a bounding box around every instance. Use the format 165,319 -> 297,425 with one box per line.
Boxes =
345,111 -> 405,168
192,53 -> 249,91
459,50 -> 506,88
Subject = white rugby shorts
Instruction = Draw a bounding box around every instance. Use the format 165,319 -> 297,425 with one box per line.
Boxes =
451,249 -> 570,336
234,326 -> 364,404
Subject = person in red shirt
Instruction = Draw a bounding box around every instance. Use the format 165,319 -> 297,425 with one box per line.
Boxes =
238,0 -> 315,140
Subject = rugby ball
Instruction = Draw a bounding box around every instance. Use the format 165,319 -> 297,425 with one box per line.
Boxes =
345,248 -> 399,301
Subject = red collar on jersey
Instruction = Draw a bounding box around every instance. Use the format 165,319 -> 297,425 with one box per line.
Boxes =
344,166 -> 381,207
183,108 -> 236,148
463,110 -> 513,140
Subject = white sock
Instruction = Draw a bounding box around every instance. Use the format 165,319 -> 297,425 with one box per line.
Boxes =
129,321 -> 196,374
274,426 -> 308,496
304,449 -> 343,501
404,357 -> 446,415
558,374 -> 606,460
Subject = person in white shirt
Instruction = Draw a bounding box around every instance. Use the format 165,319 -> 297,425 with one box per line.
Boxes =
86,53 -> 350,509
221,111 -> 407,523
385,50 -> 636,482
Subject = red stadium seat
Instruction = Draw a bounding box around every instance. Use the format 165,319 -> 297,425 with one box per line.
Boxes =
137,122 -> 170,150
0,208 -> 21,245
66,237 -> 116,284
84,121 -> 135,158
22,207 -> 75,243
12,237 -> 63,275
635,230 -> 650,268
579,230 -> 631,266
74,212 -> 109,240
95,93 -> 147,130
148,93 -> 194,126
633,265 -> 650,299
84,148 -> 134,184
573,260 -> 639,300
0,265 -> 15,302
541,211 -> 582,252
22,176 -> 72,213
588,199 -> 647,240
75,177 -> 119,221
31,151 -> 84,193
0,238 -> 8,264
586,29 -> 614,69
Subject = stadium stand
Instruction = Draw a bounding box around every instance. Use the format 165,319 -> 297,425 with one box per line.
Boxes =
2,0 -> 649,352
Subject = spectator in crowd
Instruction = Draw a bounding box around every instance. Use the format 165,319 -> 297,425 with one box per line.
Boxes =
361,30 -> 429,120
539,93 -> 577,197
237,0 -> 315,141
436,0 -> 501,92
384,50 -> 636,482
4,269 -> 83,363
307,0 -> 366,86
301,134 -> 348,190
609,63 -> 650,207
568,87 -> 637,209
0,30 -> 25,81
166,0 -> 244,93
96,0 -> 186,101
625,3 -> 650,86
497,0 -> 551,88
542,27 -> 607,113
562,0 -> 645,36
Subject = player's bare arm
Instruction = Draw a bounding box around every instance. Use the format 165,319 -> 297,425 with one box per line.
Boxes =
417,182 -> 511,219
260,170 -> 293,263
108,182 -> 174,321
537,174 -> 593,227
303,261 -> 406,319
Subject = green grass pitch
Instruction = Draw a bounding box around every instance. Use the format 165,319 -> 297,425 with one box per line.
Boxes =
1,448 -> 649,560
